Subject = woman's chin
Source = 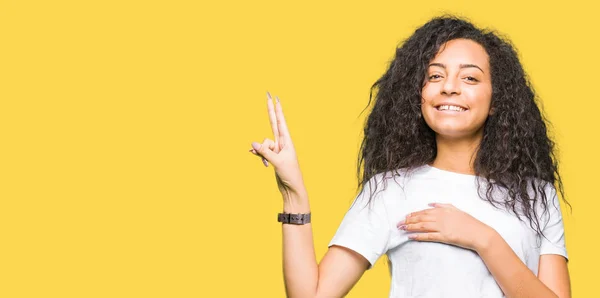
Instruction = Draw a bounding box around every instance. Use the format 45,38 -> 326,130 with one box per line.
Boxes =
432,127 -> 481,140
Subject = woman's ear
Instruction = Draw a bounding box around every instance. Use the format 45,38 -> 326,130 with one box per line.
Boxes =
489,107 -> 495,116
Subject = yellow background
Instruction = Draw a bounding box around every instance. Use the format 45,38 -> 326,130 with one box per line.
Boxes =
1,0 -> 598,297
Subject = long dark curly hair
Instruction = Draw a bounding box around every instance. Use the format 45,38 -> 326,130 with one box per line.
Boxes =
357,15 -> 570,237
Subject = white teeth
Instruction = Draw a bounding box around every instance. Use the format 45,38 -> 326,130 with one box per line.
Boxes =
437,105 -> 466,112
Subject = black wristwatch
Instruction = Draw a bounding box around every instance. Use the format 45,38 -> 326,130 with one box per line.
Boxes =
278,212 -> 311,225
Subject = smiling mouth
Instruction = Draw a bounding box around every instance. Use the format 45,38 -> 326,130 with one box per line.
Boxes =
435,104 -> 468,112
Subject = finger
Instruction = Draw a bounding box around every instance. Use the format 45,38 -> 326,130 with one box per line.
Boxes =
266,92 -> 280,150
250,139 -> 276,167
399,222 -> 438,233
261,138 -> 276,167
407,232 -> 443,242
251,139 -> 276,163
397,215 -> 436,227
274,96 -> 292,147
249,146 -> 269,166
250,140 -> 275,154
249,148 -> 269,166
429,202 -> 454,208
262,138 -> 276,151
406,208 -> 434,218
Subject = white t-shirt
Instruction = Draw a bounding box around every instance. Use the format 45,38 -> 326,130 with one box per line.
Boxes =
329,164 -> 567,298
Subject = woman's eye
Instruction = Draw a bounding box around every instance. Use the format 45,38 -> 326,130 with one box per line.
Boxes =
464,76 -> 479,82
428,74 -> 442,80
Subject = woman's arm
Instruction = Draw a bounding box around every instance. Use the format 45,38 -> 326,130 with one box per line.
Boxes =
251,95 -> 371,297
281,190 -> 369,298
475,230 -> 571,298
538,255 -> 571,298
400,203 -> 571,298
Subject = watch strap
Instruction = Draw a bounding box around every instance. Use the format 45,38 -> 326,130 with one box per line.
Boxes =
278,212 -> 311,224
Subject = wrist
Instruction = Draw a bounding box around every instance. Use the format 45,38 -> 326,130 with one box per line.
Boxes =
474,226 -> 499,253
283,190 -> 310,213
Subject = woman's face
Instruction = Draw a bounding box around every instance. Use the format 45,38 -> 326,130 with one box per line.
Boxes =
421,38 -> 493,140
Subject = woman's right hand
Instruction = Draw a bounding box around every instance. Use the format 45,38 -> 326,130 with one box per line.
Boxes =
249,92 -> 306,202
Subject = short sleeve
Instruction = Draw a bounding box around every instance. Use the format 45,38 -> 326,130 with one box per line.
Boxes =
328,175 -> 391,269
539,184 -> 568,260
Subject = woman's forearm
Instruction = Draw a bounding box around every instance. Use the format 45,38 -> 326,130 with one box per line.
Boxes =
476,230 -> 558,298
282,189 -> 318,298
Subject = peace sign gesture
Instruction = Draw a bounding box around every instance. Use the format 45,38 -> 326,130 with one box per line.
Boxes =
249,92 -> 306,201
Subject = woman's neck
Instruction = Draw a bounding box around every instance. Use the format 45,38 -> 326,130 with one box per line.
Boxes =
432,134 -> 482,175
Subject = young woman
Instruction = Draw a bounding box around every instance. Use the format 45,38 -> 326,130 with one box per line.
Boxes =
249,16 -> 571,298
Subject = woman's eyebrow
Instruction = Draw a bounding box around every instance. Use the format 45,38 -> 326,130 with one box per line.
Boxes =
428,63 -> 485,74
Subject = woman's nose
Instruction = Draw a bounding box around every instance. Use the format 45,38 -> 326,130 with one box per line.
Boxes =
441,76 -> 461,95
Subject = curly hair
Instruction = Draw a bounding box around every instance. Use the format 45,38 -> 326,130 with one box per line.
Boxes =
357,15 -> 570,237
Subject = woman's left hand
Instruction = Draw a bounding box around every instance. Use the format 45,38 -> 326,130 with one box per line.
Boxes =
397,203 -> 495,252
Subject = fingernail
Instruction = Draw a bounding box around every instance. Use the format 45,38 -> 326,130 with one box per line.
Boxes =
267,92 -> 272,100
262,158 -> 268,167
397,220 -> 405,226
408,234 -> 417,239
276,96 -> 280,103
398,225 -> 406,230
251,142 -> 261,151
